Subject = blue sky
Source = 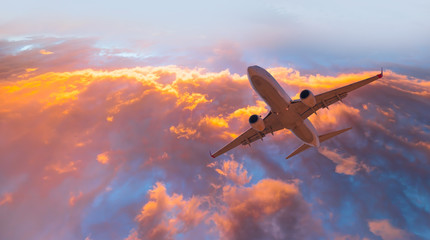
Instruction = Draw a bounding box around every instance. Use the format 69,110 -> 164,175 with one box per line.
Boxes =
2,0 -> 429,74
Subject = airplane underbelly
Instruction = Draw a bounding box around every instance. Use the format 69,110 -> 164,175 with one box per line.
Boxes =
252,76 -> 289,113
291,119 -> 319,147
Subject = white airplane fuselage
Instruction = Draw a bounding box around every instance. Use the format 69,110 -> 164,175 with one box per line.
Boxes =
247,66 -> 320,147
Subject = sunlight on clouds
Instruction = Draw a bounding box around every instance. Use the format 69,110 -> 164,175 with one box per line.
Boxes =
0,60 -> 428,239
97,152 -> 110,164
215,159 -> 251,185
198,100 -> 268,140
0,66 -> 215,118
227,100 -> 268,121
176,92 -> 211,110
310,103 -> 360,130
221,179 -> 298,216
169,123 -> 198,139
334,234 -> 370,240
0,193 -> 13,206
0,71 -> 90,111
44,90 -> 80,109
268,67 -> 391,93
220,131 -> 239,140
199,115 -> 229,128
376,71 -> 430,97
40,49 -> 54,55
206,161 -> 217,168
69,191 -> 83,206
416,141 -> 430,151
213,178 -> 323,239
45,161 -> 79,174
25,68 -> 38,72
362,104 -> 368,110
318,147 -> 372,175
376,106 -> 396,119
368,219 -> 411,240
368,120 -> 430,151
124,230 -> 139,240
132,182 -> 207,240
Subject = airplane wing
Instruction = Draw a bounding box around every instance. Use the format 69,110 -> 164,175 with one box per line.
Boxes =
291,70 -> 383,119
210,111 -> 284,158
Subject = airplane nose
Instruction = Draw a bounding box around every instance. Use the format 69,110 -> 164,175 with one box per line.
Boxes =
247,65 -> 260,77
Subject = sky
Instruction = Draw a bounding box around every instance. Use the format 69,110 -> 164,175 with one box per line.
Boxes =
0,1 -> 430,240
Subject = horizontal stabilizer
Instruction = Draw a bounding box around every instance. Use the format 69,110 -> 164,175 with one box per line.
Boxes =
286,144 -> 311,159
286,127 -> 352,159
319,127 -> 352,143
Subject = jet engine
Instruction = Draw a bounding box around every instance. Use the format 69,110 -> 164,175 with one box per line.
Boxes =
300,89 -> 316,107
249,114 -> 265,132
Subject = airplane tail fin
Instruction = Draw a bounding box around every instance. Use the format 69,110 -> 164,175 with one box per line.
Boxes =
286,127 -> 352,159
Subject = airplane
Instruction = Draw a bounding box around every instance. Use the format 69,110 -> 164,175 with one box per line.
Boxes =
210,65 -> 383,159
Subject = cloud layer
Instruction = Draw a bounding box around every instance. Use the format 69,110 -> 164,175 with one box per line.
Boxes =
0,38 -> 429,240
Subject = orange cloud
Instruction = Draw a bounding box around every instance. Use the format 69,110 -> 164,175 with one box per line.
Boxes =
132,182 -> 207,240
197,100 -> 269,141
0,193 -> 13,206
176,92 -> 211,110
1,59 -> 428,239
310,103 -> 361,131
69,192 -> 83,206
45,161 -> 78,174
268,67 -> 383,91
221,179 -> 298,216
376,106 -> 396,119
40,49 -> 54,55
334,234 -> 370,240
169,123 -> 198,139
368,219 -> 411,240
199,115 -> 229,128
226,100 -> 268,121
25,68 -> 38,72
215,159 -> 251,185
96,152 -> 110,164
213,178 -> 322,239
318,147 -> 372,175
375,71 -> 430,97
124,230 -> 140,240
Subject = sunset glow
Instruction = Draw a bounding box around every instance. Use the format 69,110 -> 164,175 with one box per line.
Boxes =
1,1 -> 430,239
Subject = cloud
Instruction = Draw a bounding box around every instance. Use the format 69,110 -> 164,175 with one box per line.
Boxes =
213,179 -> 324,240
0,38 -> 429,239
368,219 -> 411,240
96,152 -> 110,164
214,159 -> 251,185
45,161 -> 79,174
131,182 -> 207,240
40,49 -> 53,55
318,147 -> 372,175
0,193 -> 13,206
69,191 -> 83,206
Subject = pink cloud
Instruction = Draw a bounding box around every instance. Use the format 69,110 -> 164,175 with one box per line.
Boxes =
368,219 -> 411,240
131,182 -> 208,240
40,49 -> 54,55
214,159 -> 251,185
0,193 -> 13,206
0,40 -> 429,239
213,179 -> 324,240
318,147 -> 372,175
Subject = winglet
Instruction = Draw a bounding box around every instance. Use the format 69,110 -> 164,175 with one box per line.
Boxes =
377,67 -> 383,78
209,151 -> 215,158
